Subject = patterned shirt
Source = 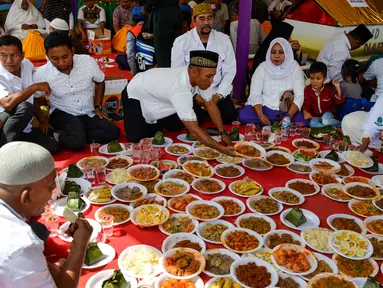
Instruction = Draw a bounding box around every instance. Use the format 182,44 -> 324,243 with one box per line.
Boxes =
112,5 -> 133,29
77,5 -> 106,29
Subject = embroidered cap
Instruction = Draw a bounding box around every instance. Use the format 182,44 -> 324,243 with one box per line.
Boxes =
190,50 -> 219,68
193,3 -> 213,16
50,18 -> 69,31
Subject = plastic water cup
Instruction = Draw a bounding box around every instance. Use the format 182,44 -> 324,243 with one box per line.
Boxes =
262,130 -> 271,143
282,128 -> 289,141
132,144 -> 142,163
100,215 -> 114,237
275,130 -> 282,144
96,167 -> 106,185
323,135 -> 332,148
302,128 -> 311,138
331,139 -> 339,150
85,168 -> 96,185
245,123 -> 255,136
338,141 -> 348,152
90,143 -> 101,155
46,215 -> 60,237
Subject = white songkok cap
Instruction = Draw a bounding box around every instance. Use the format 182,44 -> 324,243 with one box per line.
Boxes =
50,18 -> 69,31
0,142 -> 55,185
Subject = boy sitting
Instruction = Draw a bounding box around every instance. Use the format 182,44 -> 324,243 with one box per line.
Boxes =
303,61 -> 344,128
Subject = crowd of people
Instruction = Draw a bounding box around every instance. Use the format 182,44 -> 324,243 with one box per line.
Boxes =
1,0 -> 383,286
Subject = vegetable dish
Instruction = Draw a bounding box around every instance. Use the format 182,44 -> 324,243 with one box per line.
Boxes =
189,204 -> 221,220
250,197 -> 279,214
164,250 -> 201,277
162,216 -> 195,234
225,230 -> 259,252
239,217 -> 271,234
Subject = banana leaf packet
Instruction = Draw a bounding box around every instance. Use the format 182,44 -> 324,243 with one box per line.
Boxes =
343,135 -> 351,145
63,181 -> 81,196
363,277 -> 383,288
229,127 -> 240,141
67,164 -> 83,178
107,140 -> 123,153
152,131 -> 165,145
363,155 -> 379,173
84,242 -> 105,266
285,208 -> 307,227
325,150 -> 339,162
66,191 -> 86,212
102,270 -> 131,288
271,121 -> 281,133
310,126 -> 340,140
186,131 -> 197,141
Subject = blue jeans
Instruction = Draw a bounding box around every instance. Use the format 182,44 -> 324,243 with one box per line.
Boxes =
310,112 -> 341,128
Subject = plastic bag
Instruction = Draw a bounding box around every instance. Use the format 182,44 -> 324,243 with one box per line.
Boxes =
22,30 -> 46,61
112,25 -> 132,52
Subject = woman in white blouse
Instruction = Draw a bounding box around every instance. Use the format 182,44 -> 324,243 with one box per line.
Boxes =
238,37 -> 307,125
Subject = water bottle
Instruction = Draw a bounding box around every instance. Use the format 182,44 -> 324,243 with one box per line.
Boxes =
281,116 -> 291,129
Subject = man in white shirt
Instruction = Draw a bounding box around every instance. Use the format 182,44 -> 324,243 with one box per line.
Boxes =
123,50 -> 235,156
0,35 -> 59,154
77,0 -> 106,44
0,142 -> 93,288
363,58 -> 383,102
317,24 -> 373,83
171,3 -> 237,124
34,32 -> 120,151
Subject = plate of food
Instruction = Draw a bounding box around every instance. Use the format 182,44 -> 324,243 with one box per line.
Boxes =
268,146 -> 291,153
203,249 -> 240,278
280,208 -> 320,231
60,178 -> 91,196
229,178 -> 263,197
278,272 -> 307,288
306,273 -> 357,288
53,195 -> 91,216
98,141 -> 126,156
230,257 -> 278,288
177,155 -> 205,166
343,176 -> 374,186
129,194 -> 167,209
336,163 -> 355,178
327,214 -> 366,234
244,248 -> 274,267
192,178 -> 226,195
285,178 -> 320,197
265,151 -> 294,167
234,142 -> 266,159
301,252 -> 338,281
300,227 -> 334,254
82,242 -> 116,270
196,220 -> 235,245
214,164 -> 245,179
118,245 -> 162,278
159,213 -> 199,235
365,234 -> 383,260
94,204 -> 132,226
271,243 -> 318,276
165,144 -> 192,156
242,158 -> 273,171
235,213 -> 276,236
85,269 -> 137,288
186,200 -> 224,222
86,185 -> 115,205
193,147 -> 221,160
344,182 -> 380,201
167,194 -> 202,213
211,196 -> 245,217
77,156 -> 109,170
130,204 -> 170,228
332,253 -> 379,279
373,195 -> 383,212
310,158 -> 341,174
328,230 -> 373,260
216,154 -> 243,165
319,150 -> 346,163
154,178 -> 190,198
309,171 -> 342,186
292,138 -> 320,150
106,155 -> 133,170
161,248 -> 206,280
111,182 -> 147,203
182,160 -> 214,178
177,132 -> 198,143
259,142 -> 275,150
322,184 -> 352,202
343,151 -> 374,169
287,161 -> 313,175
268,187 -> 305,206
156,276 -> 204,288
127,164 -> 160,182
162,233 -> 206,254
246,195 -> 283,216
364,216 -> 383,236
361,162 -> 383,175
150,135 -> 173,148
163,169 -> 195,184
105,169 -> 132,185
58,218 -> 101,243
293,149 -> 319,162
60,164 -> 85,179
221,228 -> 264,254
263,230 -> 305,249
150,160 -> 179,175
348,199 -> 383,218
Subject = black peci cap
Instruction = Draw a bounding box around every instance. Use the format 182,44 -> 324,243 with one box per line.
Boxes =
190,50 -> 219,68
350,24 -> 373,44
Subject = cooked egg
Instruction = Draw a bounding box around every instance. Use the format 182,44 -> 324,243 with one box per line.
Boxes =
341,231 -> 349,239
355,248 -> 365,257
339,247 -> 348,254
349,241 -> 357,249
340,241 -> 350,249
347,249 -> 356,257
349,234 -> 358,241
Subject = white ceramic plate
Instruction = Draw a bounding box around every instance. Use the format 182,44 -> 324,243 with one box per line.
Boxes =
60,178 -> 92,197
300,252 -> 338,281
268,187 -> 305,206
344,182 -> 380,201
263,229 -> 305,249
332,253 -> 379,280
203,248 -> 241,278
372,195 -> 383,212
229,179 -> 264,198
165,143 -> 192,156
150,136 -> 173,148
242,157 -> 273,171
177,155 -> 206,166
360,163 -> 383,175
246,195 -> 283,216
53,195 -> 91,216
372,175 -> 383,188
280,208 -> 320,231
85,269 -> 137,288
365,234 -> 383,260
111,182 -> 147,203
292,138 -> 320,150
285,178 -> 320,197
321,184 -> 351,203
182,160 -> 214,179
162,232 -> 206,254
300,227 -> 334,254
213,164 -> 245,179
191,178 -> 226,195
286,161 -> 313,175
197,220 -> 235,245
94,203 -> 133,226
60,167 -> 85,178
154,178 -> 190,198
319,150 -> 346,163
348,199 -> 383,218
234,141 -> 267,158
336,163 -> 355,178
127,164 -> 160,182
193,147 -> 221,160
309,171 -> 342,186
216,155 -> 244,165
364,215 -> 383,236
177,133 -> 197,143
130,204 -> 170,227
264,150 -> 294,167
342,151 -> 374,169
58,219 -> 101,243
343,176 -> 375,186
166,194 -> 202,213
186,200 -> 225,222
98,143 -> 126,156
163,169 -> 195,182
156,275 -> 204,288
279,272 -> 307,287
212,196 -> 246,217
82,243 -> 116,269
328,230 -> 373,260
150,160 -> 179,175
105,155 -> 133,171
129,194 -> 167,209
159,213 -> 199,236
309,158 -> 341,174
307,273 -> 357,288
105,168 -> 131,185
235,213 -> 276,235
221,228 -> 264,254
327,213 -> 366,234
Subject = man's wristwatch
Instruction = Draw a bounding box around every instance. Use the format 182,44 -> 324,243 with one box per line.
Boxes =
94,105 -> 102,110
219,129 -> 229,136
215,93 -> 224,100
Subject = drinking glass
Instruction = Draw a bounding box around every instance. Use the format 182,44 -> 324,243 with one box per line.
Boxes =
263,126 -> 272,132
338,141 -> 348,152
282,128 -> 289,141
301,127 -> 311,138
274,130 -> 282,144
232,120 -> 241,128
140,149 -> 150,164
85,168 -> 96,185
245,123 -> 255,136
41,205 -> 53,221
289,124 -> 296,137
148,148 -> 160,162
132,143 -> 142,163
255,132 -> 262,142
262,130 -> 271,143
140,138 -> 153,150
124,143 -> 133,156
90,143 -> 100,155
331,139 -> 339,150
46,215 -> 60,237
296,123 -> 302,136
96,167 -> 106,185
100,214 -> 114,237
323,135 -> 332,148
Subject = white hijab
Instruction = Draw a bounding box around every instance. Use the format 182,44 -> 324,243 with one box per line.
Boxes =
261,37 -> 297,79
5,0 -> 45,38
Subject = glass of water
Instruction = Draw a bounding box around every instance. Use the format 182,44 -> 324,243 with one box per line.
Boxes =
96,167 -> 106,185
282,128 -> 289,141
85,168 -> 96,185
274,130 -> 282,144
46,215 -> 60,237
100,214 -> 114,237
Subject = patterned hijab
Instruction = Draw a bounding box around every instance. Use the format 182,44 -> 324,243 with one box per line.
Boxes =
43,0 -> 71,23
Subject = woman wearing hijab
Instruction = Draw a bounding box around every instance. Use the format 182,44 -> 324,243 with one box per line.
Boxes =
238,37 -> 307,125
4,0 -> 45,41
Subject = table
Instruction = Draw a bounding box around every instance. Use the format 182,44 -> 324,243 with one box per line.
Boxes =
44,126 -> 383,287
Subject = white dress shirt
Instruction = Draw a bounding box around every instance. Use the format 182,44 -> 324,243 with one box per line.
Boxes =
360,95 -> 383,144
230,19 -> 266,55
171,28 -> 236,101
127,66 -> 197,124
33,55 -> 105,117
77,5 -> 106,29
364,58 -> 383,102
268,0 -> 292,11
0,200 -> 56,288
246,62 -> 305,110
317,33 -> 351,83
0,59 -> 35,133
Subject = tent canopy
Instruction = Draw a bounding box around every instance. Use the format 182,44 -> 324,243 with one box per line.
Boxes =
286,0 -> 383,27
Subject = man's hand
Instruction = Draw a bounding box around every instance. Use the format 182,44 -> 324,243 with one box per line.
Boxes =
68,29 -> 76,39
193,94 -> 206,108
39,119 -> 52,134
332,79 -> 341,89
67,218 -> 93,248
218,145 -> 236,157
21,24 -> 29,30
33,82 -> 51,96
221,134 -> 232,147
359,137 -> 370,153
81,32 -> 88,44
259,113 -> 270,125
95,108 -> 110,120
0,119 -> 2,129
290,40 -> 301,51
303,111 -> 312,120
212,94 -> 221,105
